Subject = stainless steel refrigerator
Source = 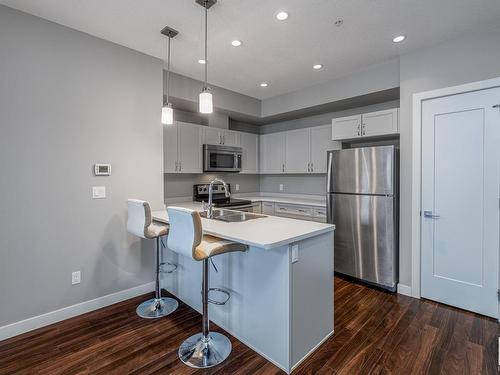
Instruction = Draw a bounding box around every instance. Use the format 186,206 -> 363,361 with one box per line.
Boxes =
327,145 -> 399,291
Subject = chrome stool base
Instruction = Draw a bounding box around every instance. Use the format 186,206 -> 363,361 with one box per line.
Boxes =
136,297 -> 178,319
178,332 -> 232,368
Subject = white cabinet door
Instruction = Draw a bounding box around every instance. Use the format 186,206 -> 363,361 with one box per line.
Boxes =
285,128 -> 310,173
222,130 -> 240,146
178,123 -> 202,173
361,108 -> 399,137
204,127 -> 222,145
261,201 -> 275,215
163,123 -> 178,173
240,132 -> 259,174
332,115 -> 361,141
310,125 -> 341,174
260,133 -> 285,173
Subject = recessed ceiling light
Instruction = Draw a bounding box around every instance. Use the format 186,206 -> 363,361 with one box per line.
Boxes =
313,64 -> 323,70
260,82 -> 269,87
231,40 -> 242,47
198,59 -> 206,64
392,35 -> 406,43
276,11 -> 288,21
334,19 -> 343,27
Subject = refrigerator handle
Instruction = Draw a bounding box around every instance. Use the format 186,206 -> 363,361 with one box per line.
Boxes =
326,194 -> 334,224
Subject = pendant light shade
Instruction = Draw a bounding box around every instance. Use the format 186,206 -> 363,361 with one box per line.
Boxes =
161,103 -> 174,125
198,0 -> 215,114
199,88 -> 213,114
160,26 -> 178,125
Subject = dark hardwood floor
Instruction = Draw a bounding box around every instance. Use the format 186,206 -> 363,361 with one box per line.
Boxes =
0,276 -> 497,374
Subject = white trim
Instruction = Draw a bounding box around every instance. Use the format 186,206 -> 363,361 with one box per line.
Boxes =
290,330 -> 335,373
0,282 -> 154,341
397,283 -> 413,297
411,76 -> 500,300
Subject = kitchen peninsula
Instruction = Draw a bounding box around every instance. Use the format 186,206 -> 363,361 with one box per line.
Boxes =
153,205 -> 334,373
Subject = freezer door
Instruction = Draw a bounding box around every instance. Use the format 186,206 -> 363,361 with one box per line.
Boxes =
327,146 -> 394,195
330,193 -> 398,289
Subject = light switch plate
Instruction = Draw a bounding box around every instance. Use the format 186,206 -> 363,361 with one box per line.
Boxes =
291,244 -> 299,263
279,184 -> 284,191
92,186 -> 106,199
235,184 -> 240,191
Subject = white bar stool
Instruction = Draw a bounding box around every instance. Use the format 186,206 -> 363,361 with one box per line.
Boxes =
167,206 -> 247,368
127,199 -> 178,319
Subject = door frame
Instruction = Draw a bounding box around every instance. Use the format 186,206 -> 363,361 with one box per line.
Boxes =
411,77 -> 500,306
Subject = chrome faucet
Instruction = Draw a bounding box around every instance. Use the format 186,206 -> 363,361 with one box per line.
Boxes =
207,178 -> 230,218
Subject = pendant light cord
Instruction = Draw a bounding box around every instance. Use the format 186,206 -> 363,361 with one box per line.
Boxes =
204,1 -> 208,88
166,36 -> 171,104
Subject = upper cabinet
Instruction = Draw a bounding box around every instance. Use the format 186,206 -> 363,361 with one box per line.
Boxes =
259,125 -> 341,174
163,121 -> 202,173
260,132 -> 286,173
310,125 -> 341,173
240,132 -> 259,174
332,108 -> 399,141
203,127 -> 240,146
285,129 -> 310,173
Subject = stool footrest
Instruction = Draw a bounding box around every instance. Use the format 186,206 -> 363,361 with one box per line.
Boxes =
207,287 -> 230,305
160,262 -> 178,274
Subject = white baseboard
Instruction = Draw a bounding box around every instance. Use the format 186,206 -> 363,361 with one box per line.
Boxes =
0,282 -> 154,341
397,283 -> 413,297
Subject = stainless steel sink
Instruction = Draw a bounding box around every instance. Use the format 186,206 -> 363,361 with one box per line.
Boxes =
200,209 -> 266,222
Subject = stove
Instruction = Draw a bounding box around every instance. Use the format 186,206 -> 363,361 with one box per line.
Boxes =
193,183 -> 252,209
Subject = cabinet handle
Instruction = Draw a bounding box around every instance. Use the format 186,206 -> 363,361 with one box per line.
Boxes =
179,161 -> 181,171
362,123 -> 366,136
311,163 -> 313,172
175,161 -> 178,172
298,209 -> 306,213
223,135 -> 225,144
219,135 -> 222,144
282,164 -> 285,173
357,124 -> 360,136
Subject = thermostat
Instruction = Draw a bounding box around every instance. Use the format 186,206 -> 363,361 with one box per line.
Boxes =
94,164 -> 111,176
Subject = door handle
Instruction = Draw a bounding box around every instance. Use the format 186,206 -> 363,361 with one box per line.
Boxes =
423,210 -> 440,219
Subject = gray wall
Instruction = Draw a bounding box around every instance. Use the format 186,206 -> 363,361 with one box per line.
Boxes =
398,24 -> 500,287
0,6 -> 163,327
259,175 -> 327,196
261,59 -> 400,117
164,174 -> 260,199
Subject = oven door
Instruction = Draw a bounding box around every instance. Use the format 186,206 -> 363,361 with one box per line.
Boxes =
203,144 -> 242,172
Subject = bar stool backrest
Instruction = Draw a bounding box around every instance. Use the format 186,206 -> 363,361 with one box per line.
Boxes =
127,199 -> 152,239
167,207 -> 203,260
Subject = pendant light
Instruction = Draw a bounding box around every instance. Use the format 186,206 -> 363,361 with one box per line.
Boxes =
197,0 -> 216,114
161,26 -> 178,125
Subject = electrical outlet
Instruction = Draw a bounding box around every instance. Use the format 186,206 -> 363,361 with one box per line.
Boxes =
71,271 -> 81,285
279,184 -> 284,191
291,244 -> 299,263
235,184 -> 240,191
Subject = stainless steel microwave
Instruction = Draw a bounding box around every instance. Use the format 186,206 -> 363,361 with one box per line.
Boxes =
203,144 -> 242,173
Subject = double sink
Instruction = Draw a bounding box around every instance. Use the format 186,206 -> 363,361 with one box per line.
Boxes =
200,208 -> 266,222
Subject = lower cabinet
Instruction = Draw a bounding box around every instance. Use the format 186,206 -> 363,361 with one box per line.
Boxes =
258,201 -> 327,223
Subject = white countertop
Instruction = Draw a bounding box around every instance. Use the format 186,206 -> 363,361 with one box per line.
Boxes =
152,201 -> 334,250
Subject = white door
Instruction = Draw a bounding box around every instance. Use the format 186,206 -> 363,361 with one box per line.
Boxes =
421,87 -> 500,318
178,123 -> 202,173
260,133 -> 285,173
204,127 -> 222,145
361,108 -> 399,137
240,132 -> 259,174
163,123 -> 178,173
285,128 -> 310,173
222,130 -> 240,146
310,125 -> 341,173
332,114 -> 361,141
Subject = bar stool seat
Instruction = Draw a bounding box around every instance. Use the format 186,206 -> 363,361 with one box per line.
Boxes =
127,199 -> 178,319
194,235 -> 247,260
167,206 -> 247,369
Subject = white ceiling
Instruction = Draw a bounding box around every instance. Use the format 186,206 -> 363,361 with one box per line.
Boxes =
2,0 -> 500,100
